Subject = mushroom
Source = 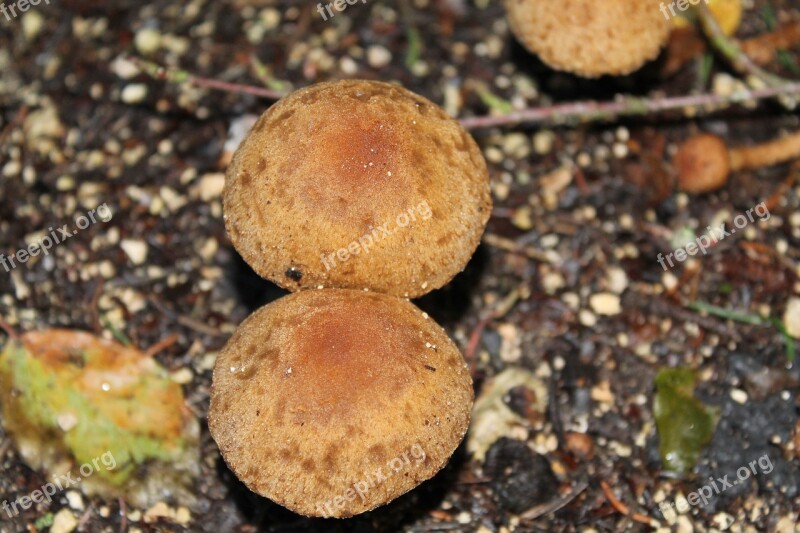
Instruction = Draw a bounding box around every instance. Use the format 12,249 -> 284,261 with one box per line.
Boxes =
208,288 -> 473,518
674,131 -> 800,194
224,79 -> 492,298
503,0 -> 671,78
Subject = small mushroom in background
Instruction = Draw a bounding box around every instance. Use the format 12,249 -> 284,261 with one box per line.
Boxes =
674,130 -> 800,194
671,0 -> 742,37
502,0 -> 671,78
208,289 -> 473,518
224,79 -> 492,298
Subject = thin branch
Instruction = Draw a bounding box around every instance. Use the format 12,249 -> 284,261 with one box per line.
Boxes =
695,2 -> 792,88
0,316 -> 19,341
129,57 -> 286,101
458,83 -> 800,129
126,57 -> 800,131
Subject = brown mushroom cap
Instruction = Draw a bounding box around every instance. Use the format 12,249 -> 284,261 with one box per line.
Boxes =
224,79 -> 492,298
208,289 -> 473,518
503,0 -> 671,77
674,134 -> 731,194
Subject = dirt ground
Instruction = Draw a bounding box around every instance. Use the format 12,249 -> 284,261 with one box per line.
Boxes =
0,0 -> 799,532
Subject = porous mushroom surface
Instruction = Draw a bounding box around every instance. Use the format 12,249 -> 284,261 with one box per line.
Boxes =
223,79 -> 491,298
208,289 -> 473,518
503,0 -> 671,77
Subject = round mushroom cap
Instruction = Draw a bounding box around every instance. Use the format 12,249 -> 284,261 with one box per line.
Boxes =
674,134 -> 731,194
503,0 -> 671,77
224,79 -> 492,298
208,289 -> 474,518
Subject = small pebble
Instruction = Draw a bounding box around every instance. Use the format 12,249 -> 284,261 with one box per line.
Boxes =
51,509 -> 78,533
579,309 -> 597,327
784,297 -> 800,339
533,130 -> 554,154
589,293 -> 622,316
121,84 -> 148,104
22,10 -> 45,41
502,133 -> 530,159
730,388 -> 748,404
367,45 -> 392,68
120,239 -> 148,265
134,28 -> 162,55
66,491 -> 84,511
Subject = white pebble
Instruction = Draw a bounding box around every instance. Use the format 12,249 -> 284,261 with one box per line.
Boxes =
51,509 -> 78,533
367,45 -> 392,68
121,84 -> 148,104
589,293 -> 622,316
120,239 -> 148,265
134,28 -> 161,55
784,297 -> 800,339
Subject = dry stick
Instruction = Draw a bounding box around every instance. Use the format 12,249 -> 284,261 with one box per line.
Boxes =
0,316 -> 19,341
130,57 -> 286,101
128,56 -> 800,130
599,480 -> 658,527
458,84 -> 800,129
741,21 -> 800,66
696,2 -> 793,88
144,333 -> 180,359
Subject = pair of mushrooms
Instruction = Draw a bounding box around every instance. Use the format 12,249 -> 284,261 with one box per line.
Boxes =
209,80 -> 491,517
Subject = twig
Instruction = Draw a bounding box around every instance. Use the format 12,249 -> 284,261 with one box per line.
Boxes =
482,233 -> 558,264
764,161 -> 800,212
76,504 -> 94,532
0,316 -> 19,341
458,83 -> 800,129
144,333 -> 180,359
129,57 -> 286,101
148,297 -> 225,337
118,497 -> 127,533
124,57 -> 800,130
600,480 -> 658,527
0,104 -> 28,149
464,283 -> 526,369
520,481 -> 588,521
464,315 -> 491,367
741,21 -> 800,66
696,2 -> 793,88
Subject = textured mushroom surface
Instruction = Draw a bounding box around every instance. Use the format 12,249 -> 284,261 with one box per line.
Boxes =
208,289 -> 474,517
503,0 -> 671,77
224,79 -> 491,298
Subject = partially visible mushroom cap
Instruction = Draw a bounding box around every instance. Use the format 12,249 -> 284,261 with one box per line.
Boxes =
503,0 -> 671,77
224,79 -> 492,298
208,289 -> 473,518
674,134 -> 731,194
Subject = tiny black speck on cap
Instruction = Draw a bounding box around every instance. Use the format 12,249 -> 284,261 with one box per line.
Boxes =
285,268 -> 303,281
